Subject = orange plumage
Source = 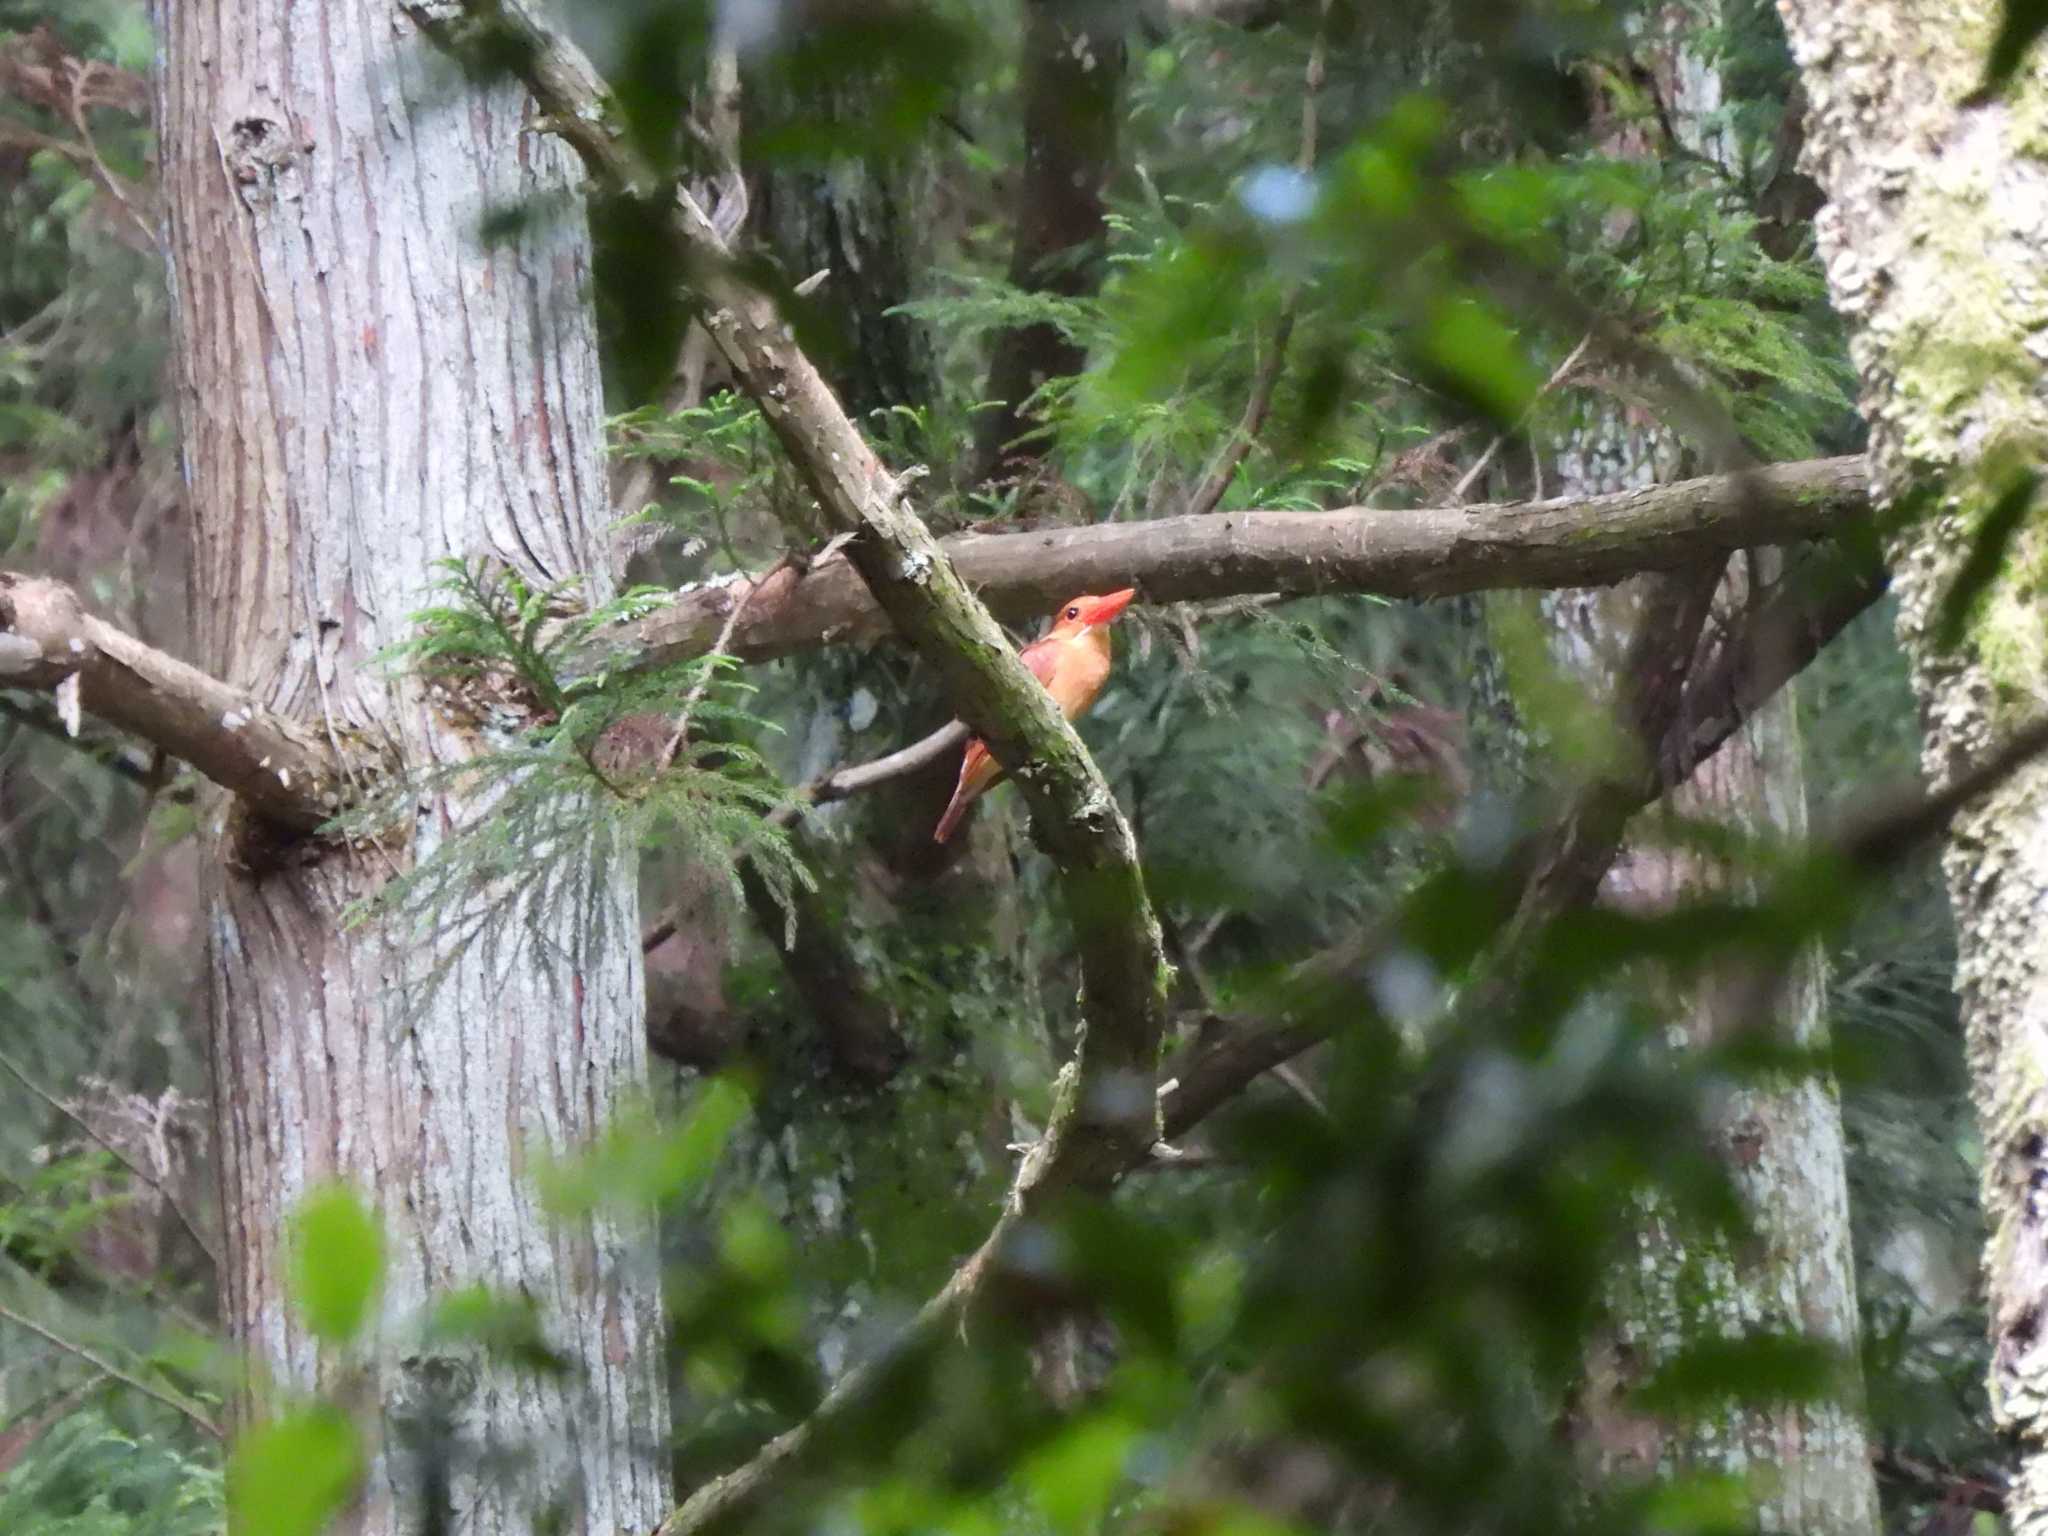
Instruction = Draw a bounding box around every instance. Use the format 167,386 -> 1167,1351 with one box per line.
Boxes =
933,589 -> 1137,843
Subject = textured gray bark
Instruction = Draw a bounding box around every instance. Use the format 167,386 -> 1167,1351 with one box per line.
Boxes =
1540,15 -> 1876,1527
1549,433 -> 1877,1533
1776,4 -> 2048,1523
155,3 -> 668,1532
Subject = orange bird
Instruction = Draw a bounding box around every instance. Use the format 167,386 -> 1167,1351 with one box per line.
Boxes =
933,588 -> 1138,843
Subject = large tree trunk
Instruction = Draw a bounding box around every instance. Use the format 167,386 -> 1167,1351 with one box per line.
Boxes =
155,4 -> 669,1532
1776,4 -> 2048,1524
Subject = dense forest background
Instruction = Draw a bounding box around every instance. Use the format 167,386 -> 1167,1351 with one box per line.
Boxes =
0,0 -> 2023,1533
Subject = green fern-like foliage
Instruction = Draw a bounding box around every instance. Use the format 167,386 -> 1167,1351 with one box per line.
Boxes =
336,559 -> 812,1005
0,1407 -> 223,1536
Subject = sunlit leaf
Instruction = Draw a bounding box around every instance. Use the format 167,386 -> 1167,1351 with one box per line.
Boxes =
289,1184 -> 384,1346
539,1076 -> 753,1214
1021,1415 -> 1139,1536
1416,295 -> 1540,426
227,1406 -> 360,1536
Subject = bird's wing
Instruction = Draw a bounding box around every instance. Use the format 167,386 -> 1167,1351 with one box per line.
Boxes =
958,736 -> 997,789
955,640 -> 1056,793
1018,634 -> 1062,689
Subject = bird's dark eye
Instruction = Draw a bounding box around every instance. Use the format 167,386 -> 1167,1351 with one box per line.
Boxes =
1065,606 -> 1079,620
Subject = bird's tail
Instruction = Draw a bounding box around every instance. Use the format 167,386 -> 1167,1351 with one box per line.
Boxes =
935,740 -> 1000,843
933,789 -> 972,844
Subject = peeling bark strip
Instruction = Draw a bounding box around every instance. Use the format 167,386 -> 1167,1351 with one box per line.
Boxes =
0,573 -> 351,829
637,456 -> 1874,665
156,2 -> 668,1533
1776,4 -> 2048,1523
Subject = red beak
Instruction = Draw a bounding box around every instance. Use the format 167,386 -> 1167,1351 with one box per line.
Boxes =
1081,588 -> 1136,626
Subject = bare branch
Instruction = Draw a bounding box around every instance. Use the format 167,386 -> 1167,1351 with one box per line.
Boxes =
798,720 -> 970,813
638,455 -> 1873,666
1495,563 -> 1724,950
642,720 -> 966,950
0,1298 -> 222,1440
1657,549 -> 1888,787
1161,1014 -> 1335,1140
1155,554 -> 1883,1140
0,573 -> 361,831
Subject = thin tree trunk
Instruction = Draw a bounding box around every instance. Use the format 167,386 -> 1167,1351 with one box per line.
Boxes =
1542,466 -> 1879,1532
751,77 -> 936,423
1535,15 -> 1876,1525
968,0 -> 1124,489
1776,4 -> 2048,1524
155,5 -> 669,1532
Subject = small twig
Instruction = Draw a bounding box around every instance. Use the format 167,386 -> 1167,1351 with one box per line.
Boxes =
1271,1060 -> 1331,1120
792,720 -> 969,817
64,63 -> 155,249
0,1045 -> 216,1270
1451,331 -> 1595,504
1185,315 -> 1296,520
642,720 -> 973,953
0,1298 -> 222,1439
658,564 -> 782,773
